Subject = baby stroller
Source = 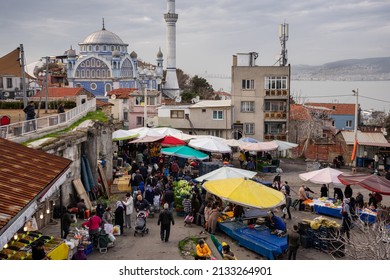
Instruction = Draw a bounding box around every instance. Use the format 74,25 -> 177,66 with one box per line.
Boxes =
134,211 -> 149,237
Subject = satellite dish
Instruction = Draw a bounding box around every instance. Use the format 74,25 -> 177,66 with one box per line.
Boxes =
111,94 -> 116,100
175,96 -> 182,103
195,96 -> 200,103
3,92 -> 10,98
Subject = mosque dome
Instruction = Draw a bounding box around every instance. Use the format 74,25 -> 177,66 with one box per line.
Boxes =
67,48 -> 76,57
112,50 -> 120,57
81,29 -> 125,45
130,51 -> 138,59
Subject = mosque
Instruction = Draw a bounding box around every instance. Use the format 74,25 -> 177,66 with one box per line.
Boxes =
65,0 -> 180,99
65,20 -> 163,97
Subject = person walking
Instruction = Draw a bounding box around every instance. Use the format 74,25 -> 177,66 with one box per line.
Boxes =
287,225 -> 301,260
122,193 -> 134,229
157,203 -> 175,242
282,192 -> 292,220
57,103 -> 65,113
23,100 -> 36,131
62,205 -> 74,239
298,185 -> 308,211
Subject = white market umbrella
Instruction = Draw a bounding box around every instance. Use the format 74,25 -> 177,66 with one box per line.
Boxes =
194,166 -> 257,182
189,137 -> 232,153
151,127 -> 183,136
170,132 -> 195,141
112,129 -> 139,141
127,127 -> 164,138
299,167 -> 344,185
271,140 -> 298,151
239,141 -> 278,152
224,138 -> 243,147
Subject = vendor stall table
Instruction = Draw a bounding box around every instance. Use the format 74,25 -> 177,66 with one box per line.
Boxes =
218,220 -> 287,260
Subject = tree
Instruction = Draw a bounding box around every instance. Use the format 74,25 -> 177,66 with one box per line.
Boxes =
325,217 -> 390,260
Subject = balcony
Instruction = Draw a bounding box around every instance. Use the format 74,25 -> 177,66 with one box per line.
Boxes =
264,111 -> 287,119
264,134 -> 287,141
265,89 -> 288,98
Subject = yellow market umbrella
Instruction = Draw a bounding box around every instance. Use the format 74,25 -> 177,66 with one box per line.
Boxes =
203,178 -> 285,209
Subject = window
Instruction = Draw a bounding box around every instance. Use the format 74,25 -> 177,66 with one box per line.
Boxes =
75,70 -> 80,78
88,46 -> 92,51
81,70 -> 85,78
105,83 -> 112,93
103,45 -> 107,51
346,120 -> 352,128
91,59 -> 95,67
91,70 -> 95,78
86,60 -> 90,67
265,122 -> 285,134
332,121 -> 335,127
209,130 -> 222,137
264,101 -> 286,111
213,110 -> 223,120
123,112 -> 128,121
136,116 -> 143,126
202,109 -> 206,113
244,123 -> 255,135
90,83 -> 97,90
135,96 -> 144,105
95,46 -> 99,52
241,101 -> 255,112
6,78 -> 12,88
148,96 -> 156,106
171,110 -> 185,119
241,79 -> 254,90
265,76 -> 288,89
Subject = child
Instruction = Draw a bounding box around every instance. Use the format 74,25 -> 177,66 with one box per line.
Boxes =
184,214 -> 194,226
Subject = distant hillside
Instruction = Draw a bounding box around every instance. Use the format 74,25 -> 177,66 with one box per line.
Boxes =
291,57 -> 390,81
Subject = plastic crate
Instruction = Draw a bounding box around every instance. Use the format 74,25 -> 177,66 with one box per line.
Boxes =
300,235 -> 312,248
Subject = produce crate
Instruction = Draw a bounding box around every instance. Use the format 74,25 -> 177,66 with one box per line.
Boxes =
84,243 -> 93,255
300,235 -> 312,248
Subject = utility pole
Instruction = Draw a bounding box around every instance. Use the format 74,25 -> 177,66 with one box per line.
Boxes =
45,56 -> 49,113
19,44 -> 28,107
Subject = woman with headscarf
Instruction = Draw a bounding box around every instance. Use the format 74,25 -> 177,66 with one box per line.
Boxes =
114,201 -> 125,235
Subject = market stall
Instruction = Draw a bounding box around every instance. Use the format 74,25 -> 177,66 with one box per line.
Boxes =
217,220 -> 287,260
312,197 -> 377,224
0,232 -> 68,260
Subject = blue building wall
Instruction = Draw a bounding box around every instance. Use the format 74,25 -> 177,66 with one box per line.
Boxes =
332,114 -> 355,130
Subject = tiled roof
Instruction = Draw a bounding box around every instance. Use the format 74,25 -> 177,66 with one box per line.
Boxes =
290,104 -> 311,121
214,91 -> 231,96
305,103 -> 355,115
0,138 -> 72,232
0,48 -> 34,79
96,99 -> 114,107
33,87 -> 87,98
106,88 -> 137,99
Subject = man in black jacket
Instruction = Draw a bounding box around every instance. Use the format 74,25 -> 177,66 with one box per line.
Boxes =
157,203 -> 175,242
23,100 -> 36,131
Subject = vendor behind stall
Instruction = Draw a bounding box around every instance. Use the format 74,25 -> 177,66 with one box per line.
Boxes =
265,211 -> 286,232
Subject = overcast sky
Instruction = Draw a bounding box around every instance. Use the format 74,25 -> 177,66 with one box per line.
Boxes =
1,0 -> 389,85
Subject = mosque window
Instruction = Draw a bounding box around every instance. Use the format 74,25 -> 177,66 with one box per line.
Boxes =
96,70 -> 100,78
107,70 -> 111,77
86,60 -> 90,67
102,70 -> 106,78
91,59 -> 95,67
95,46 -> 99,51
90,83 -> 97,90
75,70 -> 80,78
111,46 -> 114,51
81,70 -> 85,78
81,62 -> 85,67
91,70 -> 95,78
88,45 -> 92,51
86,70 -> 90,78
96,60 -> 101,67
105,83 -> 112,92
103,45 -> 107,51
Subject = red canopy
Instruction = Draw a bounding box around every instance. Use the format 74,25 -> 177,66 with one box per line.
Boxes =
160,135 -> 186,146
338,173 -> 390,195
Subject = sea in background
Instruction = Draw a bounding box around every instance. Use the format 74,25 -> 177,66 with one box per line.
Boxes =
208,78 -> 390,112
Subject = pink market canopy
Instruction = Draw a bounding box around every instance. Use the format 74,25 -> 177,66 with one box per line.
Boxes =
338,173 -> 390,195
299,167 -> 344,185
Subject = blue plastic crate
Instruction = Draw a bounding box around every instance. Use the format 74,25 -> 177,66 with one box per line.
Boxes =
84,243 -> 93,255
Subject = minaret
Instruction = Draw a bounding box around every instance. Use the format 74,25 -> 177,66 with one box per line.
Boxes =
163,0 -> 180,99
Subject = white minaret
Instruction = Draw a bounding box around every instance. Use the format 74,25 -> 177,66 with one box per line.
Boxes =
163,0 -> 180,99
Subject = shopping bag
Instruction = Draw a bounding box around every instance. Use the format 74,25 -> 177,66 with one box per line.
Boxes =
184,215 -> 194,224
104,223 -> 114,234
113,225 -> 121,236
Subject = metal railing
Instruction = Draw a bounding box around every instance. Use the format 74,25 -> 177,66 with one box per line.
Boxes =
0,99 -> 96,140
